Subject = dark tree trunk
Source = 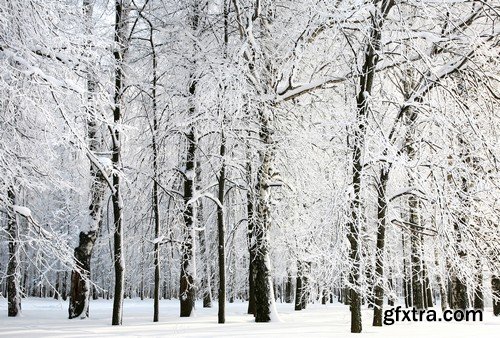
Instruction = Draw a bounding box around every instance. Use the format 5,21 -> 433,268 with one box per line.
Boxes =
365,259 -> 374,309
285,273 -> 293,303
62,271 -> 68,301
423,261 -> 433,308
217,130 -> 226,324
321,288 -> 328,305
70,229 -> 99,319
373,167 -> 389,326
387,268 -> 395,306
294,263 -> 304,311
7,187 -> 21,317
348,0 -> 394,332
152,132 -> 161,323
246,148 -> 256,315
409,196 -> 424,310
450,275 -> 468,310
254,246 -> 275,322
179,126 -> 197,317
196,166 -> 212,309
147,15 -> 161,323
473,260 -> 483,310
402,232 -> 412,308
216,1 -> 229,321
492,276 -> 500,316
179,0 -> 199,319
450,222 -> 467,310
111,0 -> 128,326
343,287 -> 350,305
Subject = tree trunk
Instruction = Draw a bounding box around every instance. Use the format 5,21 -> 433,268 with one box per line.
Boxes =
492,275 -> 500,316
246,146 -> 256,315
195,167 -> 207,307
321,289 -> 329,305
198,226 -> 212,308
111,0 -> 128,326
253,106 -> 278,322
473,260 -> 483,310
373,167 -> 389,326
409,195 -> 424,310
62,271 -> 68,301
7,187 -> 21,317
423,261 -> 433,308
285,273 -> 293,303
348,0 -> 394,332
68,0 -> 107,320
387,270 -> 395,306
450,275 -> 468,310
294,263 -> 304,311
179,126 -> 197,317
295,271 -> 304,311
450,220 -> 467,310
217,130 -> 226,324
69,230 -> 99,318
148,15 -> 161,323
179,0 -> 199,319
434,249 -> 448,310
402,232 -> 411,308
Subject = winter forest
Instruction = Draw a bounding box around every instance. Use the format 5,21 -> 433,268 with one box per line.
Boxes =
0,0 -> 499,336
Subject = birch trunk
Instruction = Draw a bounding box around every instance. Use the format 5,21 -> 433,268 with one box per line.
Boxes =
69,0 -> 108,319
7,187 -> 21,317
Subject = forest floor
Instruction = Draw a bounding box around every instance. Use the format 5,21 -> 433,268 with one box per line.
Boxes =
0,298 -> 498,337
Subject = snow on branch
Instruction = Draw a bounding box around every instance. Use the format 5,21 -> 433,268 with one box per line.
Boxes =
187,191 -> 223,210
276,76 -> 347,102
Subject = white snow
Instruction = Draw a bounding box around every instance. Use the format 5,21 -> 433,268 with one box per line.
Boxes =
152,236 -> 165,244
185,168 -> 195,181
0,298 -> 498,337
13,205 -> 32,218
97,156 -> 113,172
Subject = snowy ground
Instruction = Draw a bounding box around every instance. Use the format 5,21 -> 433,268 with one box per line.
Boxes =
0,298 -> 498,337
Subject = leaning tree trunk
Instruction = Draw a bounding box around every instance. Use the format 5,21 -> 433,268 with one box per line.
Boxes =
111,0 -> 128,326
68,0 -> 108,320
402,232 -> 412,308
7,187 -> 21,317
